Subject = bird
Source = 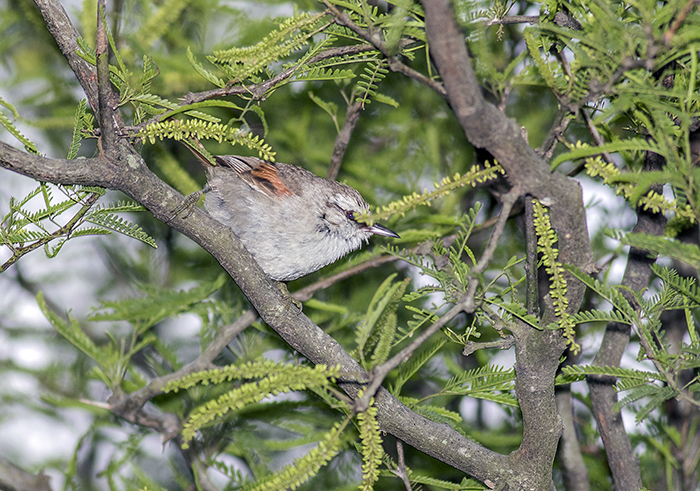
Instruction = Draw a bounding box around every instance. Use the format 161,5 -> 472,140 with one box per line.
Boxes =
183,153 -> 399,281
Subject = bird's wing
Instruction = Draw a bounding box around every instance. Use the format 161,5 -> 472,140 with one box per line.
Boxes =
215,156 -> 292,198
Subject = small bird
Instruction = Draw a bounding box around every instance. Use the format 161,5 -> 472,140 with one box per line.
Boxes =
189,155 -> 399,281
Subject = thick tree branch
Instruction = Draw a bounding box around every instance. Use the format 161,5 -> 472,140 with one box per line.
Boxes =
0,143 -> 110,185
587,150 -> 666,491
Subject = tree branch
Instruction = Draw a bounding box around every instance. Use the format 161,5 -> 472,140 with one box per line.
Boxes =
485,15 -> 538,26
327,99 -> 364,181
0,458 -> 52,491
462,336 -> 515,357
321,0 -> 447,98
587,150 -> 666,491
34,0 -> 99,116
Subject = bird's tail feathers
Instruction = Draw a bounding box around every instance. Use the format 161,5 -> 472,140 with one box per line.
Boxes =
182,138 -> 217,167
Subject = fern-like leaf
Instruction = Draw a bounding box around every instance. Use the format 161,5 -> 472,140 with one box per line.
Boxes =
556,364 -> 662,385
89,275 -> 227,333
85,211 -> 156,248
67,99 -> 88,159
0,98 -> 39,154
391,338 -> 447,396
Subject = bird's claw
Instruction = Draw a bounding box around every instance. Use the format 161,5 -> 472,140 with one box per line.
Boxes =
168,185 -> 210,223
275,282 -> 302,315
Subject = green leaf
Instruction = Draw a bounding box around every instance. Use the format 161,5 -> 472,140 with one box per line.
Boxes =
85,211 -> 157,248
356,273 -> 399,363
618,231 -> 700,269
391,338 -> 446,396
37,291 -> 101,361
89,274 -> 227,332
556,364 -> 662,385
67,99 -> 88,159
550,139 -> 661,170
0,102 -> 39,154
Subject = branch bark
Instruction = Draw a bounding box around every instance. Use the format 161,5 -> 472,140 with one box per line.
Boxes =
0,458 -> 52,491
586,150 -> 666,490
35,0 -> 99,115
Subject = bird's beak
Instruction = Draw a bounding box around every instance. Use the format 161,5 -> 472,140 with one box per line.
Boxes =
364,223 -> 400,238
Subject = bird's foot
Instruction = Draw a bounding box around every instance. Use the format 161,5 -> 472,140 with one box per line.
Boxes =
275,281 -> 302,315
168,185 -> 210,222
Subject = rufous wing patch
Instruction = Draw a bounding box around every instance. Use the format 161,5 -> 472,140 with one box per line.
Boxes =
249,162 -> 293,198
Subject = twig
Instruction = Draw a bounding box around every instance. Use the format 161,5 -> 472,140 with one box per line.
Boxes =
485,15 -> 538,26
464,187 -> 521,311
292,254 -> 398,302
663,0 -> 700,45
394,440 -> 413,491
354,299 -> 468,412
354,187 -> 521,412
327,99 -> 364,180
536,108 -> 572,160
581,108 -> 615,164
109,310 -> 256,437
1,192 -> 101,273
472,188 -> 521,276
322,0 -> 447,98
387,57 -> 448,98
462,336 -> 515,357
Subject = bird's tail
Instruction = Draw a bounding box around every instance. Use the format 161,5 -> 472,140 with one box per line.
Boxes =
182,138 -> 217,167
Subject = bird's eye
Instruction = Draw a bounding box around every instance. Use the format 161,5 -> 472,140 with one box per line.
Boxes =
346,210 -> 355,221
